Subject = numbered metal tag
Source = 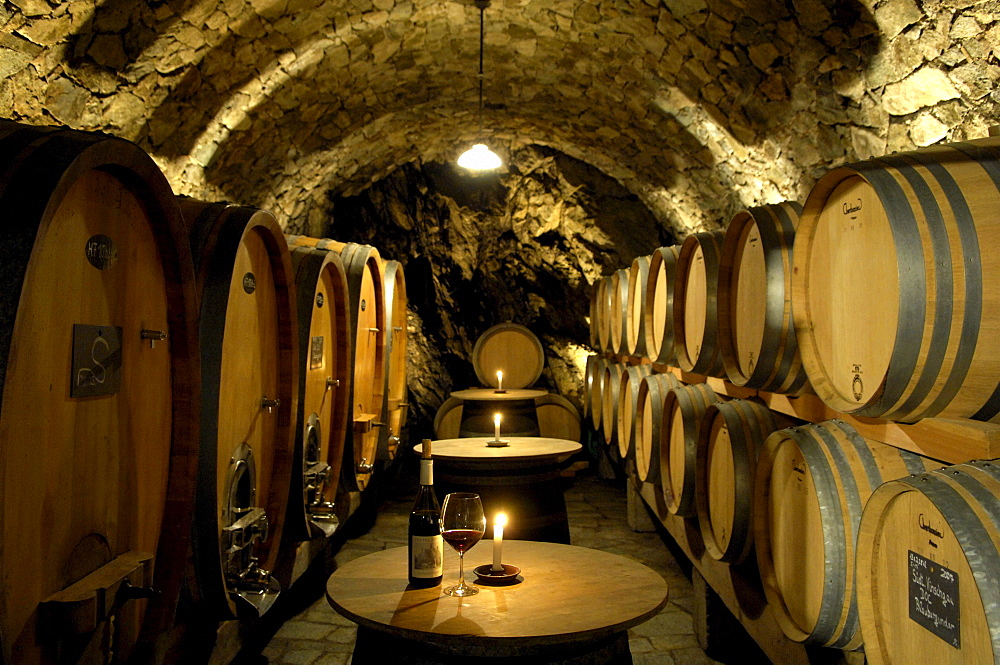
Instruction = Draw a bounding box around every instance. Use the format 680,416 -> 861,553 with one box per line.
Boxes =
310,336 -> 324,370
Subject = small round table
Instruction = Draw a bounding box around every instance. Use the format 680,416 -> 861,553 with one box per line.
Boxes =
326,540 -> 669,665
450,388 -> 548,438
417,437 -> 581,543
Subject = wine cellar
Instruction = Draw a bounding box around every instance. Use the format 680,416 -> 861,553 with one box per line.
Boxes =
1,1 -> 999,664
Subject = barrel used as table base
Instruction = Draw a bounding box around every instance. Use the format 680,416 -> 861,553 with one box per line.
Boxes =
459,399 -> 541,439
435,465 -> 569,544
352,626 -> 630,665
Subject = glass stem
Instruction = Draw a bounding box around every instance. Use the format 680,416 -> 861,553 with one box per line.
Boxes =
458,551 -> 466,589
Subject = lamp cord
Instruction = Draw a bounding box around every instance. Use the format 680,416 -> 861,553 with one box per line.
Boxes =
477,3 -> 485,139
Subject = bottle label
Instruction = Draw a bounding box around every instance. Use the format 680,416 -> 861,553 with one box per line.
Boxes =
420,459 -> 433,485
411,534 -> 443,578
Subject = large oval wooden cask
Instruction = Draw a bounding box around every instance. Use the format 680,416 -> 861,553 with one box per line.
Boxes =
718,203 -> 810,395
793,138 -> 1000,422
633,372 -> 682,483
286,246 -> 352,542
609,268 -> 630,356
381,259 -> 408,462
182,200 -> 298,619
659,383 -> 719,517
626,255 -> 650,358
472,322 -> 544,389
856,460 -> 1000,665
695,399 -> 784,563
0,125 -> 200,665
644,246 -> 681,365
674,231 -> 726,377
616,364 -> 653,461
754,420 -> 942,649
285,236 -> 387,490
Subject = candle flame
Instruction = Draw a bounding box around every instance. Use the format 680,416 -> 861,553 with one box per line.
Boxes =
494,413 -> 501,425
495,513 -> 507,527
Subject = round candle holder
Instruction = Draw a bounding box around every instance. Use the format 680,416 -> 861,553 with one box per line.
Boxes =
493,389 -> 507,394
473,563 -> 521,585
486,439 -> 510,447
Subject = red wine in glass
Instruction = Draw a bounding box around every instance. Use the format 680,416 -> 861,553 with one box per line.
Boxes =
442,528 -> 484,554
440,493 -> 486,597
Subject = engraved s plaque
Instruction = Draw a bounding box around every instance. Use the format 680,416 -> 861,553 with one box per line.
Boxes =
71,325 -> 123,398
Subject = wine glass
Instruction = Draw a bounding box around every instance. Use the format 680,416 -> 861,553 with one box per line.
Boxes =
440,492 -> 486,597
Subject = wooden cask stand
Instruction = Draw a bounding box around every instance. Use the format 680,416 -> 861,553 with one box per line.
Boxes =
601,351 -> 1000,665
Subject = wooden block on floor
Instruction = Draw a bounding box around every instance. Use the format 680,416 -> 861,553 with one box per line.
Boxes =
627,478 -> 656,532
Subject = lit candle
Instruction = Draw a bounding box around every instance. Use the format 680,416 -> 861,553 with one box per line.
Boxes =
492,513 -> 507,571
496,370 -> 503,391
494,413 -> 502,441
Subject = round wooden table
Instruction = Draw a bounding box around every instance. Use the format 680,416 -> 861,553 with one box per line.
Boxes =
450,388 -> 549,401
450,388 -> 548,438
326,540 -> 669,664
417,437 -> 582,543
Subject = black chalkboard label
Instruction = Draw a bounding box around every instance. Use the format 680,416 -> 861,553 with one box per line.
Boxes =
909,550 -> 960,648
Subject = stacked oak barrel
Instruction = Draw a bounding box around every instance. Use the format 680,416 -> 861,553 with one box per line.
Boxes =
586,136 -> 1000,665
0,121 -> 409,665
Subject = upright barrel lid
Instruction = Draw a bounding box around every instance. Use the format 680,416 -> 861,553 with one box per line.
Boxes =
471,322 -> 544,389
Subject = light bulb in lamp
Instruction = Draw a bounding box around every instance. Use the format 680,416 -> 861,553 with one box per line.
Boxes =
457,143 -> 502,171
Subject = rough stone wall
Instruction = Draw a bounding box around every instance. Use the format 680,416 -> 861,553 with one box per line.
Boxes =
329,145 -> 672,439
0,0 -> 996,236
0,0 -> 997,443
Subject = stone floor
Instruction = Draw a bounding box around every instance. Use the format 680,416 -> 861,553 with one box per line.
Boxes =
253,468 -> 728,665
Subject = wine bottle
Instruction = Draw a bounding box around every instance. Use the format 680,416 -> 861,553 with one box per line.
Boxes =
408,438 -> 443,587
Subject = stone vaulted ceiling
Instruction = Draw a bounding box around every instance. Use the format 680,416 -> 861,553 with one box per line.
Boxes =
1,0 -> 998,238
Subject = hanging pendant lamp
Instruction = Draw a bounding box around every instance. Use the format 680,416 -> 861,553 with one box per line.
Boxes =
457,0 -> 501,171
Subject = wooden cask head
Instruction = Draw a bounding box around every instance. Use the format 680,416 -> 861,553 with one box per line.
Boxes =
673,231 -> 726,377
381,259 -> 408,461
472,322 -> 544,390
616,364 -> 653,460
718,202 -> 809,395
182,200 -> 299,619
0,125 -> 200,665
794,137 -> 1000,422
626,255 -> 651,357
287,246 -> 353,542
856,460 -> 1000,665
644,246 -> 681,365
659,382 -> 719,517
335,242 -> 387,492
609,268 -> 630,355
